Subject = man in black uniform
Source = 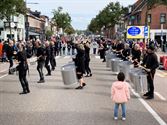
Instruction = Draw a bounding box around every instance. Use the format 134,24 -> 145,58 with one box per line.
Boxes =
50,41 -> 56,70
16,43 -> 30,94
36,40 -> 45,83
45,41 -> 51,76
143,43 -> 159,99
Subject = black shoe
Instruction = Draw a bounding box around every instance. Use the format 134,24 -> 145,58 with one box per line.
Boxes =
85,74 -> 89,77
75,86 -> 83,89
52,68 -> 55,71
46,73 -> 51,76
143,93 -> 150,96
37,80 -> 45,83
19,91 -> 27,95
89,74 -> 92,77
26,90 -> 30,93
145,96 -> 154,100
83,83 -> 86,87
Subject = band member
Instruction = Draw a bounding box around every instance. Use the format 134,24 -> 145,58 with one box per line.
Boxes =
143,43 -> 159,99
84,42 -> 92,77
73,43 -> 86,89
45,41 -> 51,76
35,40 -> 45,83
50,41 -> 56,70
131,44 -> 141,67
16,43 -> 30,94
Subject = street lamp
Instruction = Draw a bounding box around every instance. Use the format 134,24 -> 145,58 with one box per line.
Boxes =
160,13 -> 166,52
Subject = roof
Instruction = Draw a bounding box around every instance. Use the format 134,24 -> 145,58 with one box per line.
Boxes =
130,0 -> 147,15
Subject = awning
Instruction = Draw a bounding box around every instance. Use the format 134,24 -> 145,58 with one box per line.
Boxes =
29,32 -> 40,36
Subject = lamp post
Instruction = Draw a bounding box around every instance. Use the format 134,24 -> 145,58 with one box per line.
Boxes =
160,13 -> 166,52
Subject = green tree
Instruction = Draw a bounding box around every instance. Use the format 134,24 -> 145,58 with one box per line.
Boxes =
52,7 -> 72,32
88,2 -> 124,34
64,25 -> 75,35
0,0 -> 26,19
45,30 -> 54,40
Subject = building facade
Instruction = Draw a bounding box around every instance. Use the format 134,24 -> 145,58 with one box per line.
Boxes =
126,0 -> 167,50
0,14 -> 25,41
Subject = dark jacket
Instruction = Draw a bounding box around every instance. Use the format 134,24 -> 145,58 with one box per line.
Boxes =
144,52 -> 159,71
17,50 -> 28,71
36,47 -> 45,61
74,47 -> 85,74
84,46 -> 90,61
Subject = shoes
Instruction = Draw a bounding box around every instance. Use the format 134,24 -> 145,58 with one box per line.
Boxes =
122,117 -> 126,121
19,91 -> 27,95
85,74 -> 89,77
114,117 -> 118,120
37,80 -> 45,83
75,86 -> 83,89
82,83 -> 86,87
89,74 -> 92,77
26,90 -> 30,93
145,96 -> 154,100
52,68 -> 55,71
45,73 -> 51,76
143,92 -> 150,96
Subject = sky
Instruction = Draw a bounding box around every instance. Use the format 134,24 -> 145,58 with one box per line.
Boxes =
26,0 -> 135,30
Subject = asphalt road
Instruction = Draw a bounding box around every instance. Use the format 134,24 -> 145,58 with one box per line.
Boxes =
0,55 -> 166,125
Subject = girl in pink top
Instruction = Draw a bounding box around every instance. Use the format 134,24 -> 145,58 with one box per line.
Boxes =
111,72 -> 130,120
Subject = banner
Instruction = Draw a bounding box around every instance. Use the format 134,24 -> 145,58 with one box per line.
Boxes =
127,26 -> 150,39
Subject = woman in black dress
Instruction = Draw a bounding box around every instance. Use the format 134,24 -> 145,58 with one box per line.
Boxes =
74,43 -> 86,89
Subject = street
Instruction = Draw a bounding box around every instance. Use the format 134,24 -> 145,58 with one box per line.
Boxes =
0,54 -> 167,125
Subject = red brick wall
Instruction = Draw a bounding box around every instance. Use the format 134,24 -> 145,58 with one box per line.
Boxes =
140,4 -> 167,29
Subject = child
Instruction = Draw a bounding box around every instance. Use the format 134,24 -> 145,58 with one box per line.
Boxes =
111,72 -> 130,121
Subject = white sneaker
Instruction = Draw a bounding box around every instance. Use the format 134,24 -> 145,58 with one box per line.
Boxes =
114,117 -> 118,120
122,117 -> 126,121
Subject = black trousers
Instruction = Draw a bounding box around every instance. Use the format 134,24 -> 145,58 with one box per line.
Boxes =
85,60 -> 91,75
8,57 -> 14,74
45,57 -> 51,74
19,69 -> 29,92
50,56 -> 56,69
37,60 -> 45,80
147,70 -> 156,97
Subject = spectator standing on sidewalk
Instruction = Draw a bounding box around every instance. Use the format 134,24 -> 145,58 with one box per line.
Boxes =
92,39 -> 98,54
111,72 -> 130,121
0,39 -> 3,61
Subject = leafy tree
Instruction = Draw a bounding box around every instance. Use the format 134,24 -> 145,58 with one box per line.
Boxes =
45,30 -> 54,40
64,25 -> 75,35
52,7 -> 72,32
88,2 -> 124,33
0,0 -> 26,20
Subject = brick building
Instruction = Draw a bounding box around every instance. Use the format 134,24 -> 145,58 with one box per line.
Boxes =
126,0 -> 167,50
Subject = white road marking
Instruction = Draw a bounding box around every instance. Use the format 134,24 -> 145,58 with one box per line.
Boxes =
129,85 -> 167,125
0,74 -> 8,79
154,92 -> 166,101
0,69 -> 7,73
64,56 -> 71,59
56,56 -> 60,59
95,56 -> 100,59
